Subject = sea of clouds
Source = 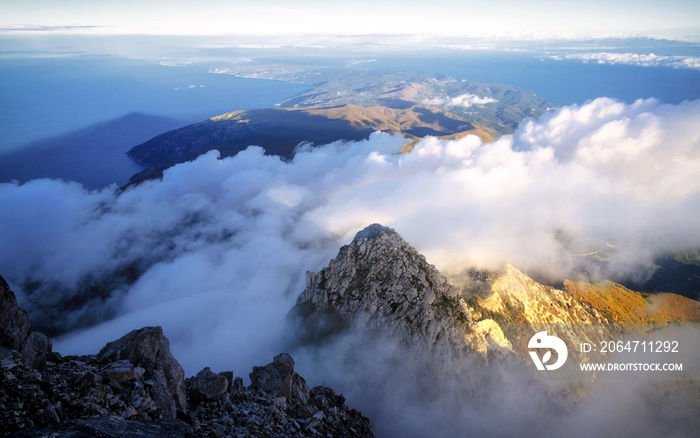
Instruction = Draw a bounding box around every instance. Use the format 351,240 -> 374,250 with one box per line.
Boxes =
2,96 -> 699,436
1,97 -> 699,376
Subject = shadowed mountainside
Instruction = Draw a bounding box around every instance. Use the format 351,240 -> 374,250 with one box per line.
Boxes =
125,104 -> 495,184
0,113 -> 187,189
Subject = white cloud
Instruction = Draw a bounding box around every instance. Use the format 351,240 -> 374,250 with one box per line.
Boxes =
550,52 -> 700,71
174,84 -> 205,90
0,98 -> 699,381
424,93 -> 498,109
2,96 -> 699,436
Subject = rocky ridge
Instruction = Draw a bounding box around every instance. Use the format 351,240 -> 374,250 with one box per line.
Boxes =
0,275 -> 373,437
291,224 -> 700,367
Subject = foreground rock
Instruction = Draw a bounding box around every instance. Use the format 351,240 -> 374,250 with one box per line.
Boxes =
186,353 -> 372,437
98,326 -> 187,418
249,353 -> 311,417
0,275 -> 373,437
14,417 -> 196,438
0,276 -> 52,370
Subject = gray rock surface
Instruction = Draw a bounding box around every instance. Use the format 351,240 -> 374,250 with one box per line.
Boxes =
186,367 -> 228,402
13,417 -> 196,438
249,353 -> 311,417
0,275 -> 31,352
186,354 -> 372,438
291,224 -> 479,362
98,326 -> 187,417
0,275 -> 52,369
19,331 -> 52,371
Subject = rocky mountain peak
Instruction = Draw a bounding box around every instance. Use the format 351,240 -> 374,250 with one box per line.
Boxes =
351,223 -> 395,242
296,223 -> 456,316
291,224 -> 508,361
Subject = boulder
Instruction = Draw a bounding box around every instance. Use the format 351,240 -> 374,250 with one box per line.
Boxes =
186,367 -> 228,402
98,326 -> 186,416
104,360 -> 144,384
0,345 -> 22,366
0,275 -> 51,368
249,353 -> 311,416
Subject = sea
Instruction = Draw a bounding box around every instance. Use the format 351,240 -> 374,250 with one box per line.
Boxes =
0,56 -> 309,188
1,51 -> 699,188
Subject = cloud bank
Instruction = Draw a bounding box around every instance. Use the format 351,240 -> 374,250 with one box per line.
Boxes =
1,96 -> 699,436
550,52 -> 700,71
1,97 -> 699,379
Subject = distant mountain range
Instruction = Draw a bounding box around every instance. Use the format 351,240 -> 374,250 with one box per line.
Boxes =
126,72 -> 554,184
276,72 -> 554,133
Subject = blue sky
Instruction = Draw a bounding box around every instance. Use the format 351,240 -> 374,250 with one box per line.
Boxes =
1,0 -> 699,38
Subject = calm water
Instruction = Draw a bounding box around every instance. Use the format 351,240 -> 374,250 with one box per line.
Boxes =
0,56 -> 310,153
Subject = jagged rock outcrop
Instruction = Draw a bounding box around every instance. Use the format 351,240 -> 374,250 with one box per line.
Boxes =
187,355 -> 373,438
1,338 -> 186,433
186,367 -> 228,403
0,276 -> 31,352
249,353 -> 311,418
0,275 -> 52,369
98,326 -> 187,418
1,347 -> 374,437
290,224 -> 508,363
0,278 -> 374,438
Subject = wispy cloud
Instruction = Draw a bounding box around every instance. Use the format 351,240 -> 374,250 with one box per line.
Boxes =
549,52 -> 700,71
0,25 -> 102,32
174,84 -> 205,91
159,61 -> 193,67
